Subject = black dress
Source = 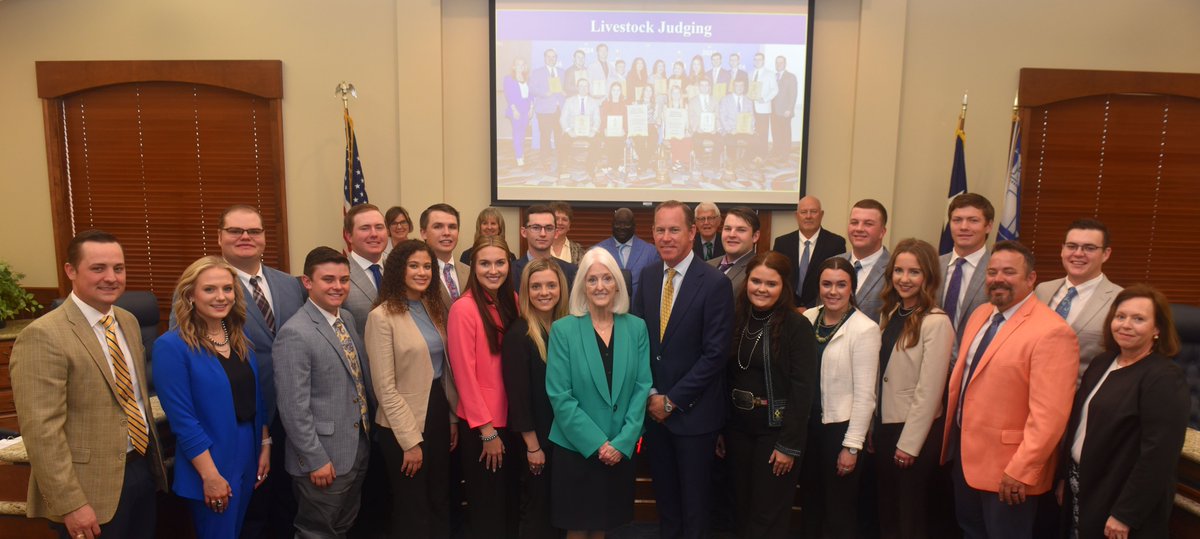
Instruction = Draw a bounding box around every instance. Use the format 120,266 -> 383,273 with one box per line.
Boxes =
500,318 -> 557,539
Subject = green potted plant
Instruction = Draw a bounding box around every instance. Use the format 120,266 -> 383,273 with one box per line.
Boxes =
0,261 -> 42,328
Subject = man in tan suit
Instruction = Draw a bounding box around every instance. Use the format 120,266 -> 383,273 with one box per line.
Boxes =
11,230 -> 166,539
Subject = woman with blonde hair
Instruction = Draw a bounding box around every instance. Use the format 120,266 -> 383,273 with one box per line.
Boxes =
460,207 -> 513,265
154,256 -> 269,539
502,257 -> 570,538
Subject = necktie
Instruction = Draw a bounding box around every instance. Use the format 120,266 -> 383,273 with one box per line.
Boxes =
957,312 -> 1006,426
704,242 -> 714,259
332,318 -> 370,435
718,259 -> 734,273
943,257 -> 967,325
551,67 -> 556,78
601,62 -> 608,78
660,268 -> 677,340
100,315 -> 149,455
580,97 -> 585,114
754,69 -> 760,82
737,97 -> 743,112
369,264 -> 382,291
777,71 -> 782,81
249,276 -> 276,335
853,260 -> 864,274
619,244 -> 629,267
796,240 -> 812,291
443,263 -> 460,300
1055,287 -> 1078,319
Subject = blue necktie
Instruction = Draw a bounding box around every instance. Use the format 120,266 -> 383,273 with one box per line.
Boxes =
796,239 -> 812,291
1055,287 -> 1078,319
718,259 -> 734,273
619,244 -> 629,267
853,260 -> 863,274
369,264 -> 382,291
943,257 -> 967,325
957,312 -> 1006,426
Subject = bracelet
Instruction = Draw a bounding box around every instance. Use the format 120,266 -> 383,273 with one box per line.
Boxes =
262,437 -> 273,446
527,447 -> 542,454
480,431 -> 499,442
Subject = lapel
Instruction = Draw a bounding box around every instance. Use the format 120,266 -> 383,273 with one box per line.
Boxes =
610,316 -> 629,401
937,253 -> 951,305
662,263 -> 702,345
1072,276 -> 1117,333
116,309 -> 152,397
578,315 -> 614,406
240,279 -> 271,335
961,248 -> 990,310
859,247 -> 889,296
348,259 -> 376,302
642,263 -> 664,339
971,298 -> 1036,379
64,301 -> 120,397
306,302 -> 356,378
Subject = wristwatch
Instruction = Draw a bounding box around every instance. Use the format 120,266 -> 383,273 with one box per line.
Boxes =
845,447 -> 859,456
663,396 -> 675,413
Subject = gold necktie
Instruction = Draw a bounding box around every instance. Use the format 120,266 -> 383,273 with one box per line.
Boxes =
100,315 -> 149,455
660,268 -> 677,340
333,319 -> 370,434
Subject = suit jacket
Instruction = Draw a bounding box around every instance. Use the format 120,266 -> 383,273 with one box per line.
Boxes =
708,252 -> 752,294
437,259 -> 471,312
10,300 -> 167,522
363,303 -> 459,452
941,296 -> 1079,494
772,70 -> 798,118
802,308 -> 880,450
1034,275 -> 1122,381
839,248 -> 891,323
632,256 -> 734,435
748,68 -> 778,114
693,231 -> 725,261
344,258 -> 380,339
152,330 -> 266,500
596,235 -> 660,297
1061,352 -> 1189,539
937,248 -> 992,344
771,228 -> 847,307
273,301 -> 375,476
528,64 -> 565,115
559,94 -> 601,137
545,313 -> 653,458
686,93 -> 720,135
564,65 -> 588,97
878,308 -> 954,456
718,93 -> 755,134
502,75 -> 533,120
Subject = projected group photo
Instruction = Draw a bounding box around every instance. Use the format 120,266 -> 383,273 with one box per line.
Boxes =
493,7 -> 808,205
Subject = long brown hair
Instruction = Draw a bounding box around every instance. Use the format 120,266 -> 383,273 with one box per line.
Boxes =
466,235 -> 518,354
879,238 -> 943,349
517,257 -> 569,361
733,252 -> 795,358
376,240 -> 447,330
171,256 -> 251,360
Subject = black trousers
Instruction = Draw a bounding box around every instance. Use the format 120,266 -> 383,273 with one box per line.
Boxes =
515,435 -> 555,539
55,454 -> 156,539
799,420 -> 861,539
457,423 -> 520,538
873,417 -> 944,539
378,381 -> 452,538
239,415 -> 297,539
726,426 -> 801,539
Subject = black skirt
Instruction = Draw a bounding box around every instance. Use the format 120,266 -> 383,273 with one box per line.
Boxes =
549,442 -> 635,531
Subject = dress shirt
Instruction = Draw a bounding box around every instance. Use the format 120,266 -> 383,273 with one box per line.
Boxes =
661,251 -> 696,313
718,251 -> 753,273
233,264 -> 274,312
437,257 -> 461,298
1070,359 -> 1121,463
849,248 -> 885,294
959,292 -> 1034,396
798,228 -> 822,249
942,245 -> 987,325
311,299 -> 342,327
614,238 -> 633,267
70,292 -> 148,452
350,250 -> 383,291
1048,273 -> 1105,326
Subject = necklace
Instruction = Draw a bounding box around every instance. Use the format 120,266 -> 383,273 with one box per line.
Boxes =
813,307 -> 852,344
750,309 -> 774,321
897,305 -> 916,317
737,313 -> 773,370
206,320 -> 230,347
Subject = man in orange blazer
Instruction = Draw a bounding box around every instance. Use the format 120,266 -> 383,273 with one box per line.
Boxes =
941,240 -> 1078,538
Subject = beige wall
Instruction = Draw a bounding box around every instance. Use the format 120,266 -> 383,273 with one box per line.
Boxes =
1,0 -> 1198,288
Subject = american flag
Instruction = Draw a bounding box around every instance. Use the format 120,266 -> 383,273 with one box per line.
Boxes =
343,108 -> 369,211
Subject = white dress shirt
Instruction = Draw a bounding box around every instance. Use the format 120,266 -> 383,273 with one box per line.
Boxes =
1049,273 -> 1105,325
661,251 -> 696,313
849,248 -> 885,294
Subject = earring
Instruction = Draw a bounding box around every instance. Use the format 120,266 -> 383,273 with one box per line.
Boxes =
1153,334 -> 1160,340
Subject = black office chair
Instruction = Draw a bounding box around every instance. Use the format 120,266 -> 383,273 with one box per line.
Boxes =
1170,303 -> 1200,428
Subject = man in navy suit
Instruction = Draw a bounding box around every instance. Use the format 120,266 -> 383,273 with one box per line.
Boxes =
632,200 -> 733,539
595,207 -> 659,297
771,196 -> 847,308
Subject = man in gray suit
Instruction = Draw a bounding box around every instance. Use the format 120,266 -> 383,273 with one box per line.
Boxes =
341,203 -> 388,338
708,206 -> 759,293
1034,218 -> 1121,381
274,247 -> 375,538
938,194 -> 995,351
838,199 -> 890,322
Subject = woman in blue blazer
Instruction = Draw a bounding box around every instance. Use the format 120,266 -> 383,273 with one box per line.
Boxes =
154,257 -> 269,539
546,248 -> 653,536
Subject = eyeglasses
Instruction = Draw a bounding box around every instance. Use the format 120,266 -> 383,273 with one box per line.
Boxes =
1063,243 -> 1103,254
221,227 -> 265,237
797,210 -> 821,216
525,224 -> 556,234
390,220 -> 410,229
696,215 -> 721,223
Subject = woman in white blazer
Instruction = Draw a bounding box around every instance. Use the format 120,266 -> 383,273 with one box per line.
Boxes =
800,257 -> 880,539
873,239 -> 953,539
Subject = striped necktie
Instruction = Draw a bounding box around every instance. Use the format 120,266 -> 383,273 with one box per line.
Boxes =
660,268 -> 677,340
249,276 -> 276,335
100,315 -> 149,455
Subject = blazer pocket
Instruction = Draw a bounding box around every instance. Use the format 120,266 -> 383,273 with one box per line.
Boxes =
315,422 -> 335,436
1000,429 -> 1023,445
70,447 -> 91,463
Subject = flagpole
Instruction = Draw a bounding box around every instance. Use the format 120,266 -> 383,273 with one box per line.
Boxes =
958,91 -> 968,133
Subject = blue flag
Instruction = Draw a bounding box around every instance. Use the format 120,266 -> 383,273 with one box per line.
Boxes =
999,115 -> 1022,241
939,128 -> 968,255
343,109 -> 369,211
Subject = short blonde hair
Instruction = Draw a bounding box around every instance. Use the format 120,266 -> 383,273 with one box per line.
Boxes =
569,248 -> 629,316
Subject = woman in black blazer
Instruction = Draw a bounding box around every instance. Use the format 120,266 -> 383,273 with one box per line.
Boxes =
1061,284 -> 1190,539
725,251 -> 818,538
501,257 -> 570,539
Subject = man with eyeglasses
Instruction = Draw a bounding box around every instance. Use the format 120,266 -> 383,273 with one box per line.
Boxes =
691,202 -> 724,261
513,205 -> 578,290
772,195 -> 846,308
213,204 -> 306,538
1034,218 -> 1121,382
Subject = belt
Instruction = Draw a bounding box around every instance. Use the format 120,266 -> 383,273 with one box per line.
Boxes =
731,389 -> 769,410
126,450 -> 145,464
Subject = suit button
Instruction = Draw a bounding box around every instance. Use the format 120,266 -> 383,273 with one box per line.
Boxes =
353,397 -> 360,404
613,404 -> 618,412
883,376 -> 889,382
353,422 -> 361,430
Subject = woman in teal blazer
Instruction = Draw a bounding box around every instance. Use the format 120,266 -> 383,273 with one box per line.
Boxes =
546,248 -> 652,536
